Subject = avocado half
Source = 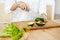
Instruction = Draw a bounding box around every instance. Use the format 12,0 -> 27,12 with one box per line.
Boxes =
35,17 -> 44,22
28,22 -> 34,27
36,21 -> 45,26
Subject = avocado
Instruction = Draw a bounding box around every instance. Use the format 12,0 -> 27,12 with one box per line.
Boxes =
36,21 -> 45,26
35,17 -> 44,22
28,22 -> 34,27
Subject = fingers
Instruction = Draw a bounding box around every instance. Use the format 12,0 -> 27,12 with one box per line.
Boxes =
21,4 -> 30,11
10,3 -> 18,11
26,4 -> 30,11
18,1 -> 30,11
41,13 -> 48,23
44,18 -> 48,23
18,2 -> 26,10
11,1 -> 30,11
21,4 -> 27,10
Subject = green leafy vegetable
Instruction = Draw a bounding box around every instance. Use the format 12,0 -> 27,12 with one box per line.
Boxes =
0,30 -> 10,37
0,23 -> 24,40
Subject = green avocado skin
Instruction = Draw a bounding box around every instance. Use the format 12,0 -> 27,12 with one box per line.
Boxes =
36,22 -> 45,26
35,17 -> 44,22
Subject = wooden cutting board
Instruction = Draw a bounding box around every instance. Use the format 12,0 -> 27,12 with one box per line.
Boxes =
0,20 -> 60,40
13,20 -> 60,29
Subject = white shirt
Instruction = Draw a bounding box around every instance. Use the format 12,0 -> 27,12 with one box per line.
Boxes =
5,0 -> 47,22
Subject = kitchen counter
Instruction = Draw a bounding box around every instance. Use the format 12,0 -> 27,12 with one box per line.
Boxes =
27,20 -> 60,40
0,20 -> 60,40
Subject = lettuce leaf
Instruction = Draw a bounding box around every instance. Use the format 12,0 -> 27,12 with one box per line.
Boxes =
0,23 -> 24,40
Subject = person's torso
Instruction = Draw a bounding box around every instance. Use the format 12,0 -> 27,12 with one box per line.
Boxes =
4,0 -> 55,22
12,0 -> 40,22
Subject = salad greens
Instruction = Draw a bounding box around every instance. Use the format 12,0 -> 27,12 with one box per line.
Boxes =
0,23 -> 24,40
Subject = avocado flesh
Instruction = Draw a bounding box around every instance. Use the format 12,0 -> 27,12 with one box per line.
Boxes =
28,22 -> 34,27
36,22 -> 45,26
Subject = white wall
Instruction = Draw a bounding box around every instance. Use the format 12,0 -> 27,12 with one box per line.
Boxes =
0,1 -> 12,22
55,0 -> 60,14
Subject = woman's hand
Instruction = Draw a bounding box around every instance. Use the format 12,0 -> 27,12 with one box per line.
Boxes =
41,13 -> 48,23
18,1 -> 30,11
10,1 -> 30,11
10,3 -> 19,11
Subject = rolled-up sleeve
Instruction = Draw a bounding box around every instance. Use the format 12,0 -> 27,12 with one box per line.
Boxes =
39,0 -> 47,15
18,0 -> 26,2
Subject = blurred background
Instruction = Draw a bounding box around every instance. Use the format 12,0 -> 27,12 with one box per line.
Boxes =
55,0 -> 60,19
0,0 -> 60,22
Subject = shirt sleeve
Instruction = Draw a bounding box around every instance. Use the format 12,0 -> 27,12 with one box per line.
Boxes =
5,0 -> 15,14
39,0 -> 47,15
17,0 -> 26,2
